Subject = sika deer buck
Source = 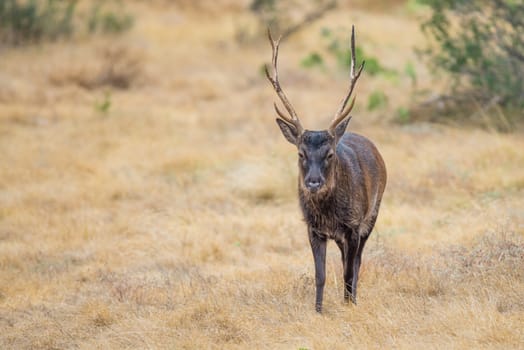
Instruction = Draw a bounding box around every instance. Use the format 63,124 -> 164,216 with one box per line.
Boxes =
265,26 -> 387,313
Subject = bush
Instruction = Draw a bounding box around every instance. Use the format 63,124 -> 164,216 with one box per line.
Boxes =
368,90 -> 388,111
88,1 -> 134,34
419,0 -> 524,108
300,52 -> 323,68
0,0 -> 133,45
322,27 -> 394,77
0,0 -> 77,44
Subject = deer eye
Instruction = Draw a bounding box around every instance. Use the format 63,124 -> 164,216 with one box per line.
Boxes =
298,152 -> 305,159
326,152 -> 334,161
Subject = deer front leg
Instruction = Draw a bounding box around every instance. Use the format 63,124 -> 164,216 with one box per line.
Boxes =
343,232 -> 360,304
308,228 -> 327,313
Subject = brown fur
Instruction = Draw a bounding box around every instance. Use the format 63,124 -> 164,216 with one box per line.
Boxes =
276,124 -> 387,312
267,26 -> 386,312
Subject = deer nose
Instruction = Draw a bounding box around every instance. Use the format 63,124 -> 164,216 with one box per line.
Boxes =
307,180 -> 322,191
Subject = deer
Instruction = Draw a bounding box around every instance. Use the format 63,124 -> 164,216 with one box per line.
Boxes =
265,26 -> 387,313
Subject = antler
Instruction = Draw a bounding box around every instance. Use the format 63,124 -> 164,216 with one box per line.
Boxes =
329,25 -> 365,133
265,29 -> 303,134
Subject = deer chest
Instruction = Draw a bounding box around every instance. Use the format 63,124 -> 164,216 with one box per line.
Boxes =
300,196 -> 358,241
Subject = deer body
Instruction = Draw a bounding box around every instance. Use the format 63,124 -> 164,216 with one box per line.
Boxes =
300,133 -> 386,240
298,132 -> 386,311
265,26 -> 387,312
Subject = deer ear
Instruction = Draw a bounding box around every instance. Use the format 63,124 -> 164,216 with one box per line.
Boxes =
333,116 -> 352,141
276,118 -> 299,145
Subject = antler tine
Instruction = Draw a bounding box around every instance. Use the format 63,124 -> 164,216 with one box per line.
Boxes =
273,103 -> 289,121
265,28 -> 303,133
337,95 -> 356,121
330,25 -> 365,132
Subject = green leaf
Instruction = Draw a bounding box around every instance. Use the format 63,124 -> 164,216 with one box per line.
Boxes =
301,52 -> 323,68
368,91 -> 388,111
404,61 -> 417,86
396,107 -> 410,123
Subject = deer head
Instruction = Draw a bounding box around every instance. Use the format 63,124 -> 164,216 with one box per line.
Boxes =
265,26 -> 365,193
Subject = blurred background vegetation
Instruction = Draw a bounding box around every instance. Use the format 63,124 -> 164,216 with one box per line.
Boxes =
415,0 -> 524,129
0,0 -> 133,44
247,0 -> 523,130
0,0 -> 522,130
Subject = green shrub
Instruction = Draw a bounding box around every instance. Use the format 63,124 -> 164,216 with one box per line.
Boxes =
395,107 -> 411,123
0,0 -> 133,45
324,29 -> 390,76
367,90 -> 388,111
300,52 -> 323,68
88,1 -> 134,34
0,0 -> 77,44
418,0 -> 524,108
404,61 -> 417,87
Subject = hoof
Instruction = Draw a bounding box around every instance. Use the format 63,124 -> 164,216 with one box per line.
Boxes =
344,295 -> 357,305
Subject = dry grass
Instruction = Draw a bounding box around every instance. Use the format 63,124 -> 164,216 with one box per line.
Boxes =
0,1 -> 523,349
48,43 -> 146,90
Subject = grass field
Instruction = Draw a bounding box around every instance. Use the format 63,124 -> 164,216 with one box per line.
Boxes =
0,1 -> 523,349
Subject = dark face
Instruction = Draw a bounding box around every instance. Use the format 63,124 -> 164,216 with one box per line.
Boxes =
275,116 -> 351,194
297,131 -> 336,193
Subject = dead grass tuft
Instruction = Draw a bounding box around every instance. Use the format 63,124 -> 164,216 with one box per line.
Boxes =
82,301 -> 115,328
440,230 -> 524,281
48,44 -> 145,90
365,230 -> 524,305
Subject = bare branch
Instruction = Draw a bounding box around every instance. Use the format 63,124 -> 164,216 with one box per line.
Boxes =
281,1 -> 337,41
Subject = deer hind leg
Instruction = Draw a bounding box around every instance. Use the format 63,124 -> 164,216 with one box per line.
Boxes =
336,240 -> 347,301
352,215 -> 378,303
352,234 -> 369,303
336,239 -> 345,270
343,231 -> 360,304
